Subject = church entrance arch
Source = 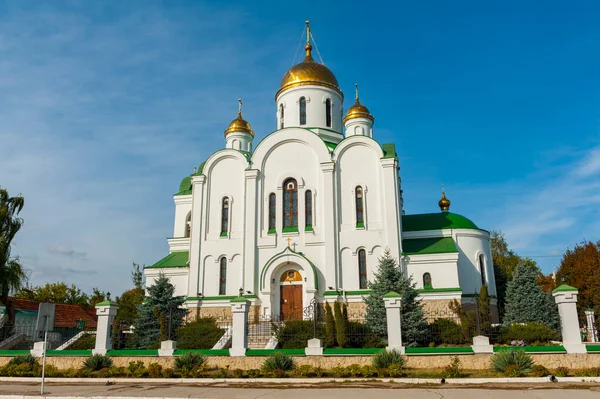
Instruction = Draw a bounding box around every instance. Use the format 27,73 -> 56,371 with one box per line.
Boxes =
279,270 -> 303,320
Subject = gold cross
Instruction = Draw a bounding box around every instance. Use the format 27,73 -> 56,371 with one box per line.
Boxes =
287,237 -> 292,248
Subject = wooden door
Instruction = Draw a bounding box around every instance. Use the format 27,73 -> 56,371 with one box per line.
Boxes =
280,285 -> 303,320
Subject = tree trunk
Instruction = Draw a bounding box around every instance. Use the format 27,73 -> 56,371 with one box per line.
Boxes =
0,296 -> 16,340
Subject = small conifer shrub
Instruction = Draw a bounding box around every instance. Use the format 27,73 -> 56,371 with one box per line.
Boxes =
82,354 -> 113,371
174,352 -> 206,372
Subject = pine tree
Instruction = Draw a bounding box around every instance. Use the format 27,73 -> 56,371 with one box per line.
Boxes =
477,284 -> 492,336
503,262 -> 560,330
364,248 -> 428,345
324,301 -> 336,347
132,274 -> 187,349
334,301 -> 348,348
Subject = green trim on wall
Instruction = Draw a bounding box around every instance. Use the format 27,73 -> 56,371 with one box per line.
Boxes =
305,225 -> 313,232
267,228 -> 276,235
246,349 -> 305,356
356,222 -> 365,229
186,295 -> 256,301
323,348 -> 382,355
107,349 -> 159,357
323,291 -> 340,296
493,346 -> 566,353
230,296 -> 248,303
220,231 -> 228,237
402,237 -> 458,255
406,347 -> 473,354
323,290 -> 372,296
418,287 -> 462,294
586,345 -> 600,352
282,226 -> 299,233
0,350 -> 30,356
46,350 -> 92,357
146,251 -> 189,269
173,349 -> 230,356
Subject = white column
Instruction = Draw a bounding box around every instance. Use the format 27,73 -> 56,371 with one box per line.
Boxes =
93,301 -> 118,355
187,175 -> 206,298
320,161 -> 338,289
585,310 -> 597,343
243,169 -> 259,294
383,291 -> 405,353
229,297 -> 249,357
381,158 -> 402,258
553,284 -> 586,354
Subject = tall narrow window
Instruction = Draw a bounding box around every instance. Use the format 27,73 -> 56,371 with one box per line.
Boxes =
305,190 -> 313,227
423,273 -> 432,288
283,178 -> 298,228
268,193 -> 276,231
325,98 -> 332,127
279,104 -> 284,129
358,249 -> 367,289
299,97 -> 306,125
185,212 -> 191,238
479,255 -> 486,286
221,197 -> 229,235
219,257 -> 227,295
355,186 -> 364,226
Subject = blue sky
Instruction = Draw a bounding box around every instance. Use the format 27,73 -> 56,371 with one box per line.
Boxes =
1,1 -> 599,295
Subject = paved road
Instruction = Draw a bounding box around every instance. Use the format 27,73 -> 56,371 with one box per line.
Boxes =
1,382 -> 600,399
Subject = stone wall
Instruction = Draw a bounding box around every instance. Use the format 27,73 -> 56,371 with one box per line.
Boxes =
3,353 -> 600,371
421,299 -> 454,321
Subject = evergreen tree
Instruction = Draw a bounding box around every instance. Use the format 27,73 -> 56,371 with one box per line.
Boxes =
334,301 -> 348,348
477,284 -> 492,336
503,262 -> 560,330
132,275 -> 186,348
324,301 -> 336,347
364,248 -> 427,345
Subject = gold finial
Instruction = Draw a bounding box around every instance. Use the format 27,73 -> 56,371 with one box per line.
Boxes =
355,83 -> 359,102
306,21 -> 310,44
438,185 -> 451,212
304,20 -> 313,60
237,98 -> 242,117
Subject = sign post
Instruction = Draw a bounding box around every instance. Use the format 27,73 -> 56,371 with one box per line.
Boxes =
41,315 -> 48,395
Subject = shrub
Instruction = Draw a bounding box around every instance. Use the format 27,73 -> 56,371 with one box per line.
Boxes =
262,352 -> 294,372
347,363 -> 362,377
334,301 -> 348,348
188,364 -> 210,378
442,356 -> 463,378
532,365 -> 550,377
554,366 -> 570,377
247,369 -> 261,378
128,360 -> 145,374
295,364 -> 315,377
324,301 -> 336,347
504,364 -> 523,377
174,352 -> 206,372
106,367 -> 126,378
214,368 -> 229,378
7,354 -> 38,368
176,317 -> 225,349
498,323 -> 560,345
430,318 -> 465,345
331,365 -> 350,377
386,363 -> 404,377
82,354 -> 113,371
360,365 -> 378,378
232,368 -> 246,378
147,362 -> 163,378
490,348 -> 533,373
372,349 -> 405,369
162,368 -> 175,378
68,333 -> 96,350
274,320 -> 325,349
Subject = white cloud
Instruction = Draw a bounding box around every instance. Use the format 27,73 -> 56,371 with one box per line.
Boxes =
574,146 -> 600,177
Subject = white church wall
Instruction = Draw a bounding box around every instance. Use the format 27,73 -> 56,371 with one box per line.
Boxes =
454,230 -> 496,296
404,253 -> 461,289
339,245 -> 383,291
145,268 -> 189,297
200,253 -> 243,297
173,195 -> 192,238
276,86 -> 343,134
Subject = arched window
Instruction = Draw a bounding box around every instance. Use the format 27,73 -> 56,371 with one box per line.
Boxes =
221,197 -> 229,235
358,249 -> 367,289
305,190 -> 313,227
219,257 -> 227,295
268,193 -> 276,231
325,98 -> 332,127
479,255 -> 486,286
185,212 -> 191,238
355,186 -> 364,226
279,104 -> 284,129
423,273 -> 432,288
283,178 -> 298,228
299,97 -> 306,125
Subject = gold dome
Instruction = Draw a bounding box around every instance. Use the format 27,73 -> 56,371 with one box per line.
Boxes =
343,84 -> 374,124
276,43 -> 341,99
438,186 -> 451,212
224,111 -> 253,137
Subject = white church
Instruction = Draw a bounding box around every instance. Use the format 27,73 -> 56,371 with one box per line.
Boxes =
144,23 -> 497,322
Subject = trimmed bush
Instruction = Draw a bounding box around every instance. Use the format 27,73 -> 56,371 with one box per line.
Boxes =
262,352 -> 294,372
176,317 -> 225,349
7,354 -> 38,368
504,364 -> 523,377
532,365 -> 550,377
490,348 -> 533,374
324,301 -> 336,347
498,323 -> 560,345
430,318 -> 465,345
274,320 -> 325,349
82,354 -> 113,371
334,301 -> 348,348
174,352 -> 206,372
147,362 -> 163,378
442,356 -> 463,378
128,360 -> 145,374
372,349 -> 405,369
554,366 -> 570,377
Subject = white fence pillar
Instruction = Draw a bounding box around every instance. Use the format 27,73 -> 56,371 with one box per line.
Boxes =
93,301 -> 118,355
229,296 -> 249,357
383,291 -> 405,354
553,284 -> 586,354
585,310 -> 597,343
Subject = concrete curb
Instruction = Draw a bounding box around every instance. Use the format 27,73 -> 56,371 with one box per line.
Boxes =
1,376 -> 600,385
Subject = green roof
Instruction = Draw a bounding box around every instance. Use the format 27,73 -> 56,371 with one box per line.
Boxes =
95,300 -> 117,307
402,212 -> 479,232
146,251 -> 189,269
383,291 -> 401,298
175,175 -> 192,196
382,143 -> 397,159
553,284 -> 578,293
402,237 -> 458,255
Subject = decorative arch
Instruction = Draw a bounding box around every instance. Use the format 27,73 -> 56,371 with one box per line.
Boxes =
251,129 -> 332,168
332,135 -> 385,162
259,248 -> 318,292
202,149 -> 249,178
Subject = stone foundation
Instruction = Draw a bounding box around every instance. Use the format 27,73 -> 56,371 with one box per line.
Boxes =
421,299 -> 455,321
2,353 -> 600,371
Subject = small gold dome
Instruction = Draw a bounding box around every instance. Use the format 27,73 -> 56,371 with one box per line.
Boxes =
438,186 -> 451,212
276,43 -> 341,99
224,111 -> 253,137
343,100 -> 374,124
